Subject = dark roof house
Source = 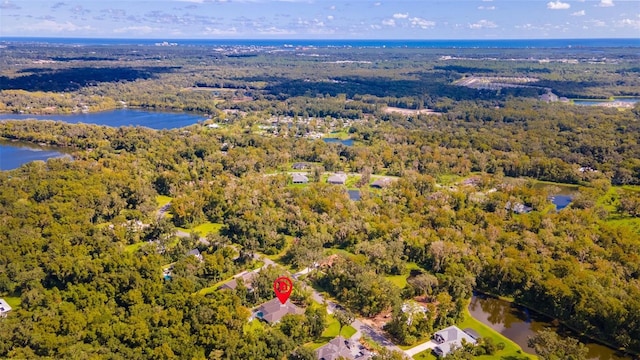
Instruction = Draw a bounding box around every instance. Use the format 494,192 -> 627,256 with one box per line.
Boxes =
316,336 -> 371,360
433,325 -> 477,357
256,298 -> 304,324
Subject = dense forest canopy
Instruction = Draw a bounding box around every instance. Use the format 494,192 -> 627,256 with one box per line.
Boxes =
0,42 -> 639,359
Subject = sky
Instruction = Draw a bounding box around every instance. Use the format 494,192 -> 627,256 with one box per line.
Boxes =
1,0 -> 639,39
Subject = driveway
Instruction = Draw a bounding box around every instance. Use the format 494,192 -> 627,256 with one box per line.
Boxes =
404,340 -> 437,357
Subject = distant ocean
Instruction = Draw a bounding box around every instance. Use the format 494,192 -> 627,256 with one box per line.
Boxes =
1,37 -> 639,48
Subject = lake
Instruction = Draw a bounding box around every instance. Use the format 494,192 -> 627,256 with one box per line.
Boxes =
0,109 -> 208,130
0,140 -> 69,170
469,293 -> 631,360
323,138 -> 354,146
573,97 -> 640,107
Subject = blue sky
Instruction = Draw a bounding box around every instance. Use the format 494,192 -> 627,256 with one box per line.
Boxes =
1,0 -> 638,39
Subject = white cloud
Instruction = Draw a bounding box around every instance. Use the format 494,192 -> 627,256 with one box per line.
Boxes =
469,19 -> 497,29
393,13 -> 408,19
1,0 -> 21,9
547,1 -> 570,10
382,18 -> 395,26
327,15 -> 334,20
586,19 -> 607,27
410,17 -> 435,29
373,2 -> 381,6
202,26 -> 237,35
478,5 -> 496,10
114,25 -> 156,34
571,10 -> 585,16
618,18 -> 640,29
598,0 -> 614,7
19,20 -> 91,32
329,5 -> 335,10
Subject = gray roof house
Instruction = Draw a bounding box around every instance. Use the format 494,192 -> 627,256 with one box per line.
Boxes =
218,271 -> 256,291
433,325 -> 477,357
327,173 -> 347,185
187,248 -> 203,261
0,298 -> 12,317
292,162 -> 310,170
316,336 -> 371,360
370,177 -> 393,189
292,173 -> 309,184
256,298 -> 304,324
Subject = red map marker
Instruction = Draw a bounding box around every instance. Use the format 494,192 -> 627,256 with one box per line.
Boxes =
274,276 -> 293,304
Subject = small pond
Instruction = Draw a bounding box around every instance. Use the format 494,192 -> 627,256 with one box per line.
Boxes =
0,109 -> 208,130
469,293 -> 631,360
348,189 -> 361,201
533,182 -> 579,211
323,138 -> 354,146
0,140 -> 70,171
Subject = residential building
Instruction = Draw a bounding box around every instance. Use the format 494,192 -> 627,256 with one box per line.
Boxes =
433,325 -> 477,357
316,336 -> 371,360
0,299 -> 12,318
292,173 -> 309,184
327,173 -> 347,185
292,162 -> 310,170
187,248 -> 203,261
255,298 -> 304,324
218,271 -> 256,291
370,177 -> 393,189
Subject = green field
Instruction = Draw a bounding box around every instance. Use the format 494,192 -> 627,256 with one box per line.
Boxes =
176,222 -> 223,235
156,195 -> 173,208
3,296 -> 21,309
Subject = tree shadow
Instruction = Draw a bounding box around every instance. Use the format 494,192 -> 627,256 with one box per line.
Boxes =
0,66 -> 179,92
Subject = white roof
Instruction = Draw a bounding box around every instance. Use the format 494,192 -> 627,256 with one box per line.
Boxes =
0,298 -> 12,313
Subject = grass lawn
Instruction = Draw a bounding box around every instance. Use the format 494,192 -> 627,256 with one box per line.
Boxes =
308,314 -> 357,350
176,222 -> 223,235
385,262 -> 421,290
3,296 -> 21,309
324,130 -> 350,139
156,195 -> 172,209
124,241 -> 146,253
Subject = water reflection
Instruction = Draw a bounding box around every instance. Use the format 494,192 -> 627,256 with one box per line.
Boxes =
469,293 -> 632,360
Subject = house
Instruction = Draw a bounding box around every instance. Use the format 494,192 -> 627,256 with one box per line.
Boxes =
370,177 -> 393,189
187,248 -> 203,261
218,271 -> 256,291
316,336 -> 371,360
292,162 -> 310,170
292,173 -> 309,184
505,201 -> 533,214
540,92 -> 559,102
327,173 -> 347,185
255,297 -> 304,324
433,325 -> 477,357
0,299 -> 12,318
206,123 -> 220,129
